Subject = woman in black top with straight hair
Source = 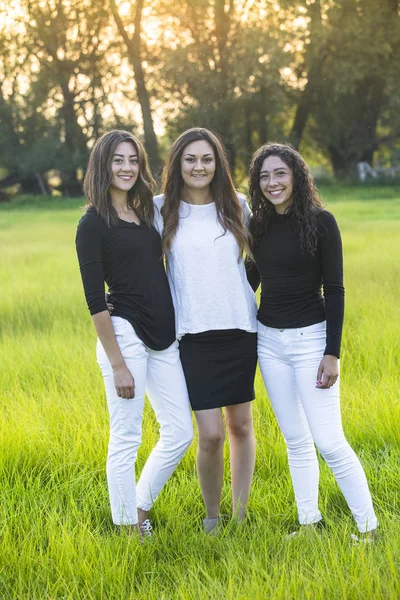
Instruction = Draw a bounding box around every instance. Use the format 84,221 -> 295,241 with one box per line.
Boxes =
76,130 -> 193,539
248,143 -> 377,540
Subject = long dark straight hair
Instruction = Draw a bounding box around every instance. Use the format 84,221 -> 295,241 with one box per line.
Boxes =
83,130 -> 156,226
161,127 -> 249,257
249,143 -> 324,255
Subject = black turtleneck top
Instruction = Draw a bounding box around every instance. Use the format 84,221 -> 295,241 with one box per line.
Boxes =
75,207 -> 176,351
251,210 -> 345,358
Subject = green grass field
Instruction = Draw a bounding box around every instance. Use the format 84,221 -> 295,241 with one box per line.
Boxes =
0,187 -> 399,599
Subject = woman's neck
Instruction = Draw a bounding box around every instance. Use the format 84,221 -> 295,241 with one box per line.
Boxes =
182,185 -> 213,205
111,189 -> 129,211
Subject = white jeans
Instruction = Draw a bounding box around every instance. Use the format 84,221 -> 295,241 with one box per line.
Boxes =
257,320 -> 377,533
97,317 -> 194,525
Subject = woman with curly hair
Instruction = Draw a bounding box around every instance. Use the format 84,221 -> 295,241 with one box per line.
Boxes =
248,143 -> 377,539
76,130 -> 193,538
154,128 -> 258,534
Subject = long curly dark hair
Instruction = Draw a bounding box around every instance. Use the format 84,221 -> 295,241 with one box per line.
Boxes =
83,130 -> 156,227
248,143 -> 324,255
161,128 -> 249,258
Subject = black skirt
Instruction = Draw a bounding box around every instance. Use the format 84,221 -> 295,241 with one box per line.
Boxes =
179,329 -> 257,411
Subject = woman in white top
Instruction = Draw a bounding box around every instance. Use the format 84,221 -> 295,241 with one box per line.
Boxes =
154,128 -> 258,533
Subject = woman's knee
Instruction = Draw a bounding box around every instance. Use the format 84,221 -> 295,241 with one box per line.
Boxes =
176,422 -> 195,451
108,432 -> 142,462
285,431 -> 314,454
159,413 -> 194,448
198,428 -> 225,453
225,403 -> 254,440
315,435 -> 350,461
226,417 -> 253,440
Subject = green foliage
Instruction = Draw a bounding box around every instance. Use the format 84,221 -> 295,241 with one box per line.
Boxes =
306,0 -> 400,175
155,0 -> 291,169
1,1 -> 400,191
0,0 -> 140,195
0,189 -> 400,598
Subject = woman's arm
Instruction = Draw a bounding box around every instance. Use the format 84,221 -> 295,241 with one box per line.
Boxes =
92,312 -> 135,399
239,195 -> 261,292
76,214 -> 135,398
316,211 -> 344,389
153,194 -> 164,236
319,211 -> 345,359
245,258 -> 261,292
238,193 -> 251,228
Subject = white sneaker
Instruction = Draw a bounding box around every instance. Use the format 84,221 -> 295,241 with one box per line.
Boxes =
286,530 -> 302,539
285,523 -> 321,540
139,519 -> 153,539
350,533 -> 375,545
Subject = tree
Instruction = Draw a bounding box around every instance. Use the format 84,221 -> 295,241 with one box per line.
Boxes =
286,0 -> 326,149
0,21 -> 55,195
21,0 -> 116,194
284,0 -> 400,176
153,0 -> 290,171
110,0 -> 160,172
313,0 -> 400,176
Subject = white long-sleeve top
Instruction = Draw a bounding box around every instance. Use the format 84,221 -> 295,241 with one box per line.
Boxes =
153,194 -> 258,338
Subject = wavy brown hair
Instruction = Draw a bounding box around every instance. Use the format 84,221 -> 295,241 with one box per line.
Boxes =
249,143 -> 325,255
83,130 -> 156,226
161,128 -> 249,257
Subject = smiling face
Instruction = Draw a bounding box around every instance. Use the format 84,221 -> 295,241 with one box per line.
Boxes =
259,155 -> 294,214
180,139 -> 216,191
110,141 -> 139,197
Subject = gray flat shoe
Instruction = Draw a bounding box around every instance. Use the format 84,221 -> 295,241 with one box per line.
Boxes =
203,516 -> 222,536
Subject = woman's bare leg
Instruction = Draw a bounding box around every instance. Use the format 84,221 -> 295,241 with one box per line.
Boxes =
195,408 -> 225,518
137,508 -> 149,525
225,402 -> 256,521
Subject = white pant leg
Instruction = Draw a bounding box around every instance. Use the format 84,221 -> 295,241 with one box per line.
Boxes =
290,322 -> 378,533
257,322 -> 322,525
97,317 -> 148,526
136,341 -> 194,511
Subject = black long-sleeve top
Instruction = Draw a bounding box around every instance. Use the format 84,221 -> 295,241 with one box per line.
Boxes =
75,207 -> 176,351
251,210 -> 345,358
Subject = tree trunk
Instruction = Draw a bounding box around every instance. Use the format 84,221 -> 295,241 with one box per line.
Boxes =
20,174 -> 48,195
110,0 -> 159,173
213,0 -> 235,169
0,171 -> 20,190
327,75 -> 384,178
289,60 -> 324,149
242,105 -> 253,169
131,52 -> 160,175
0,87 -> 21,152
257,86 -> 269,146
59,77 -> 87,196
289,0 -> 324,149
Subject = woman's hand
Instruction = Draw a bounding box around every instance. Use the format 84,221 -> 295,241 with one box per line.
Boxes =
316,355 -> 339,389
105,293 -> 114,314
92,311 -> 133,397
113,363 -> 135,399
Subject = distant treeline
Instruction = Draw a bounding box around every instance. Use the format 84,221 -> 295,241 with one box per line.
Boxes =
1,0 -> 400,197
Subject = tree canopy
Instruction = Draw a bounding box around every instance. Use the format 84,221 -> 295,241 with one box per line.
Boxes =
0,0 -> 399,196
